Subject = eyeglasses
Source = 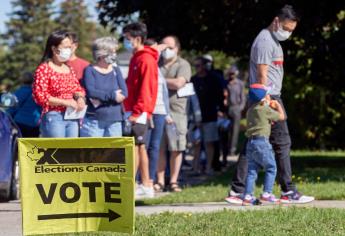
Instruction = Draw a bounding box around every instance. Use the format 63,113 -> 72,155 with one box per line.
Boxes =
194,64 -> 202,68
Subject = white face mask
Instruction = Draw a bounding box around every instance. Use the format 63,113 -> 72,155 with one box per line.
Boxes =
162,48 -> 176,60
57,48 -> 72,62
273,24 -> 292,41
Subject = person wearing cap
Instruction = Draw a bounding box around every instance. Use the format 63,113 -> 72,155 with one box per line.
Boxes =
202,54 -> 227,170
191,56 -> 225,175
202,54 -> 227,88
242,84 -> 284,205
224,65 -> 246,157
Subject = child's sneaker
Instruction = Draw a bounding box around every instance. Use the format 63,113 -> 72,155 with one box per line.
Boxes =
225,190 -> 243,205
260,192 -> 280,204
280,190 -> 315,204
135,184 -> 154,199
242,195 -> 262,206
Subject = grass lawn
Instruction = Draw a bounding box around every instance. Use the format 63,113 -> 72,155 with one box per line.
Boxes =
37,207 -> 345,236
138,151 -> 345,205
32,151 -> 345,236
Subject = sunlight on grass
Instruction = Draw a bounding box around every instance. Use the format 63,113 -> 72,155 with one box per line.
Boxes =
36,207 -> 345,236
139,151 -> 345,205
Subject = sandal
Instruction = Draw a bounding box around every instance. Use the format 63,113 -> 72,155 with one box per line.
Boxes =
154,183 -> 165,192
169,183 -> 182,192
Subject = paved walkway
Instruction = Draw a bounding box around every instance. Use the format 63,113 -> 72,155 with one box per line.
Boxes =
135,200 -> 345,215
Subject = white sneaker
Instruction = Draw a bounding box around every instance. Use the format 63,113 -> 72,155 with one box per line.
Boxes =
225,190 -> 243,205
135,184 -> 154,199
280,190 -> 315,204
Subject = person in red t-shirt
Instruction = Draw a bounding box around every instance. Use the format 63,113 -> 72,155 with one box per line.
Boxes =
123,22 -> 159,198
66,32 -> 90,81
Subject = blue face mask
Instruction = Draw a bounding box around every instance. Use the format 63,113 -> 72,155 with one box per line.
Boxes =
123,38 -> 133,52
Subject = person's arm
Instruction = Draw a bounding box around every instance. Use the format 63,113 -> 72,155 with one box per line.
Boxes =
161,74 -> 171,118
270,100 -> 285,120
239,81 -> 246,110
82,67 -> 117,102
257,64 -> 269,85
32,64 -> 75,109
190,94 -> 202,124
116,67 -> 128,98
166,60 -> 192,90
253,42 -> 272,85
47,96 -> 77,109
166,77 -> 187,90
215,76 -> 225,113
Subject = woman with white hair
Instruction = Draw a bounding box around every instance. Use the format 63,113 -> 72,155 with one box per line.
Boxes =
80,37 -> 127,137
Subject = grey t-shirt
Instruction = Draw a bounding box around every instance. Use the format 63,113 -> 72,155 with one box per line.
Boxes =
159,57 -> 192,115
249,29 -> 284,96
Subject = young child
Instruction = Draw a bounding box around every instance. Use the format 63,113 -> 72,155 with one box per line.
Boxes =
242,84 -> 285,205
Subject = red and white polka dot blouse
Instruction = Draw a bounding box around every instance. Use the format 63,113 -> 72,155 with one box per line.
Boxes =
33,63 -> 85,114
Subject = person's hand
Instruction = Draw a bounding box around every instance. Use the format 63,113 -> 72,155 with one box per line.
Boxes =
76,97 -> 86,112
269,100 -> 279,110
217,111 -> 224,117
128,115 -> 138,124
165,115 -> 174,124
151,43 -> 168,53
65,99 -> 78,110
115,90 -> 125,103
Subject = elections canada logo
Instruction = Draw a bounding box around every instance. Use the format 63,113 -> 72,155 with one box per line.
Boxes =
27,146 -> 127,174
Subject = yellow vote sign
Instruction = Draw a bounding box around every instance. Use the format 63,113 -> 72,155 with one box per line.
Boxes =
18,137 -> 135,235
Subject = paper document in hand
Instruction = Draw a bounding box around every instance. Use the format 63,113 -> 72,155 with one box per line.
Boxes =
135,112 -> 147,124
64,106 -> 87,120
177,83 -> 195,97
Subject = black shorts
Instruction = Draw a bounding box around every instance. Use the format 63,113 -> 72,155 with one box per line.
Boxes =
131,123 -> 148,145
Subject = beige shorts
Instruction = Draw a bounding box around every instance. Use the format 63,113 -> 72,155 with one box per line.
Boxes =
161,113 -> 188,152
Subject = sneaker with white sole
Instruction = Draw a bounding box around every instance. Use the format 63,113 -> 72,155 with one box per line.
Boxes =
135,184 -> 154,199
280,190 -> 314,204
260,192 -> 280,204
242,195 -> 262,206
225,190 -> 243,205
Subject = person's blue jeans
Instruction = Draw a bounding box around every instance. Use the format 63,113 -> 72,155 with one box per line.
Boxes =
244,137 -> 277,196
40,111 -> 79,137
146,114 -> 166,181
80,116 -> 122,137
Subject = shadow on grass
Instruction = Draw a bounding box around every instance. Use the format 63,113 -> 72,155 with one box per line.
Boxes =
198,154 -> 345,187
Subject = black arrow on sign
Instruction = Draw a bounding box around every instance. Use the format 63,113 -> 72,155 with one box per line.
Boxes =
37,209 -> 121,222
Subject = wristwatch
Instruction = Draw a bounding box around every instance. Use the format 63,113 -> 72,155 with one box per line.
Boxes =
73,94 -> 86,102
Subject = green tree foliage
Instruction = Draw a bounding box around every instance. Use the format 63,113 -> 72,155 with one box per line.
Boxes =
0,0 -> 113,85
56,0 -> 96,61
98,0 -> 345,149
0,0 -> 57,83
